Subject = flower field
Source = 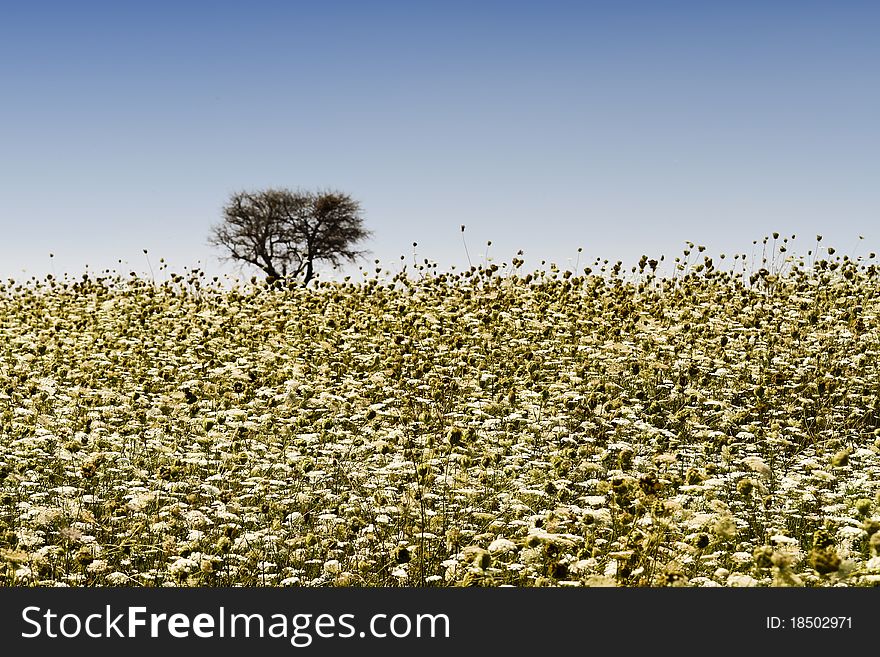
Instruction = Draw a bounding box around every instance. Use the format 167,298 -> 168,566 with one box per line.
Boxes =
2,242 -> 880,587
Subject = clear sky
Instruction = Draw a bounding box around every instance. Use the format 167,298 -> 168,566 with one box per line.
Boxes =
2,1 -> 878,282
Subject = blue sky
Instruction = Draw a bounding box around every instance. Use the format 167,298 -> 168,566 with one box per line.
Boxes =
1,1 -> 878,282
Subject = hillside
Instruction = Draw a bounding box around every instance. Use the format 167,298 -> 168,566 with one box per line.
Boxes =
2,254 -> 880,587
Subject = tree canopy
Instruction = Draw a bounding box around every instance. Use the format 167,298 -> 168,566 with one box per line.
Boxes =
209,188 -> 370,285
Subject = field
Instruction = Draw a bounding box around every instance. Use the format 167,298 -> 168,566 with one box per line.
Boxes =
2,242 -> 880,587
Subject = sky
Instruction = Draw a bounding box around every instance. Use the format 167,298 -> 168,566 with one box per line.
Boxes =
1,1 -> 878,283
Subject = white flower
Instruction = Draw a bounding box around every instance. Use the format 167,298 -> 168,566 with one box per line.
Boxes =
14,565 -> 33,581
488,538 -> 517,554
726,574 -> 758,587
583,575 -> 617,587
742,456 -> 772,479
770,534 -> 798,546
86,559 -> 108,574
169,557 -> 197,575
106,571 -> 130,585
186,529 -> 205,543
730,551 -> 753,565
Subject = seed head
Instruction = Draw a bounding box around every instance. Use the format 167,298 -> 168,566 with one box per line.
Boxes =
831,449 -> 850,467
736,478 -> 756,497
808,547 -> 841,575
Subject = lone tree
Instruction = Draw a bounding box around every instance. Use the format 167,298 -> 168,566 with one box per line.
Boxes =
209,188 -> 370,285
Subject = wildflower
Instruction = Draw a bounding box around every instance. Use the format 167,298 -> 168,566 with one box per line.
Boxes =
617,447 -> 635,470
736,478 -> 757,498
638,472 -> 662,496
106,571 -> 130,585
1,548 -> 30,565
169,556 -> 197,577
200,557 -> 222,574
742,456 -> 771,479
59,526 -> 83,545
692,533 -> 711,550
488,538 -> 517,555
752,546 -> 774,570
86,559 -> 108,574
392,545 -> 411,564
812,527 -> 835,550
74,546 -> 94,567
656,566 -> 688,587
462,546 -> 492,570
685,468 -> 705,485
772,563 -> 804,587
726,573 -> 758,587
712,515 -> 737,541
808,548 -> 841,575
854,498 -> 872,516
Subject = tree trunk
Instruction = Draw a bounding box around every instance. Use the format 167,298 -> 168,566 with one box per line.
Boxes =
303,259 -> 314,286
261,262 -> 282,283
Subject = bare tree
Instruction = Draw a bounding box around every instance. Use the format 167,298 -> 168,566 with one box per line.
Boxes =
209,188 -> 371,285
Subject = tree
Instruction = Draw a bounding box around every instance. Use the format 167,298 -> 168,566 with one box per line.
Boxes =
209,188 -> 371,285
